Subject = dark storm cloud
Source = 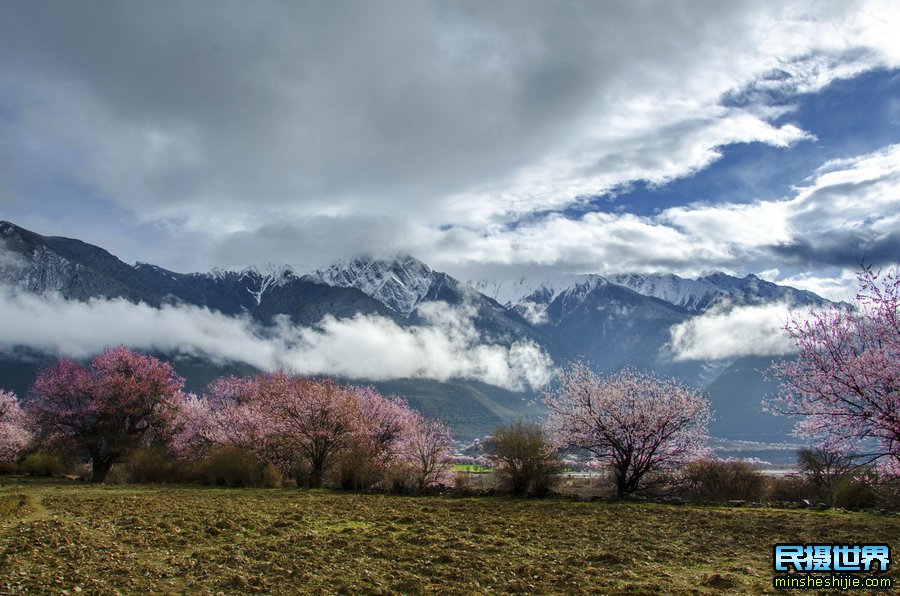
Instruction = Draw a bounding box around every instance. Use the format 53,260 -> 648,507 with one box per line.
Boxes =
0,2 -> 839,215
0,0 -> 652,211
773,232 -> 900,269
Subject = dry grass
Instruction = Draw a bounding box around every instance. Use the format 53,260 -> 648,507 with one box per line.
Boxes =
1,476 -> 898,594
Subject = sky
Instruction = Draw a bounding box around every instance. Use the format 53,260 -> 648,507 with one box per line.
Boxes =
2,0 -> 900,302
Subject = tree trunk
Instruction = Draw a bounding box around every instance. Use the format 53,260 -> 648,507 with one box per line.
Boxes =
614,462 -> 628,499
91,455 -> 114,483
309,463 -> 323,488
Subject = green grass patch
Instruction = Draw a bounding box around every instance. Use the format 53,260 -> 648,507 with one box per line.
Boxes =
451,464 -> 492,473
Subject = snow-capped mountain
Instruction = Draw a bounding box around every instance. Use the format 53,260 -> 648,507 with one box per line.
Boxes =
312,254 -> 549,348
2,220 -> 166,302
605,273 -> 725,312
607,271 -> 827,312
471,277 -> 567,309
313,255 -> 434,317
507,276 -> 607,325
474,270 -> 829,324
232,264 -> 298,306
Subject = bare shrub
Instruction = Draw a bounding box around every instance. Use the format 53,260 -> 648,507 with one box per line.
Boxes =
796,446 -> 858,506
682,458 -> 765,503
201,446 -> 274,488
125,447 -> 174,483
765,474 -> 811,504
332,439 -> 383,491
486,420 -> 563,497
383,462 -> 416,494
19,452 -> 66,477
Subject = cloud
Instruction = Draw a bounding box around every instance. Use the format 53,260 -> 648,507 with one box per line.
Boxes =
1,1 -> 899,274
755,267 -> 861,303
0,239 -> 27,270
0,287 -> 552,391
427,143 -> 900,291
667,301 -> 808,361
277,301 -> 553,389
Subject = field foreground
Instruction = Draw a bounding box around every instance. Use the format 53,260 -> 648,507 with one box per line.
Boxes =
1,478 -> 899,594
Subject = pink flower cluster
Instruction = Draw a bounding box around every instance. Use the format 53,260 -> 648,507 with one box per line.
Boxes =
0,389 -> 31,463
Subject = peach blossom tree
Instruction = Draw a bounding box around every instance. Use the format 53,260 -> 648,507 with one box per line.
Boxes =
0,389 -> 31,463
544,363 -> 710,498
28,346 -> 186,482
771,266 -> 900,468
174,371 -> 454,490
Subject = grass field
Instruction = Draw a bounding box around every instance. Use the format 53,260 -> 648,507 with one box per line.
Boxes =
451,464 -> 491,474
1,477 -> 898,594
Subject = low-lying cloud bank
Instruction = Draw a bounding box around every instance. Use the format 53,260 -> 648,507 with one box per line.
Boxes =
0,288 -> 553,391
668,301 -> 810,361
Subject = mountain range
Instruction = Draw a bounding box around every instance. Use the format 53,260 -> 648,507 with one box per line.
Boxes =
0,220 -> 823,451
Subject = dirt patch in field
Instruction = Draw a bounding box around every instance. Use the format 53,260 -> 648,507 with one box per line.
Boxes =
1,478 -> 898,594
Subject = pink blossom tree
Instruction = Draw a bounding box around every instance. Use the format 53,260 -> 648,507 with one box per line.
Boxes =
270,376 -> 362,488
544,363 -> 711,498
28,346 -> 186,482
0,389 -> 31,463
398,411 -> 454,493
336,387 -> 416,489
171,392 -> 215,460
771,266 -> 900,467
355,388 -> 412,457
202,374 -> 280,460
172,370 -> 455,490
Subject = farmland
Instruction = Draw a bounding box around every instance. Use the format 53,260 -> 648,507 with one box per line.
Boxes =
2,478 -> 899,594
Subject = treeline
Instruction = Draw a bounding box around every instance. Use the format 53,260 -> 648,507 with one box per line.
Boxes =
456,427 -> 900,509
0,346 -> 453,491
1,346 -> 717,499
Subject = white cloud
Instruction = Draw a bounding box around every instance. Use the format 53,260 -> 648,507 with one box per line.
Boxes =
790,144 -> 900,225
278,303 -> 553,390
515,301 -> 549,326
426,143 -> 900,287
668,301 -> 809,361
0,239 -> 27,270
0,287 -> 552,391
772,269 -> 859,303
661,200 -> 793,248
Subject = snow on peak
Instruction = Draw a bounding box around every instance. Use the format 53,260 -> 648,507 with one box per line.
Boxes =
494,275 -> 605,325
240,262 -> 296,281
194,263 -> 297,305
607,271 -> 827,311
313,254 -> 435,316
477,269 -> 830,324
202,266 -> 234,281
240,263 -> 297,305
471,272 -> 599,309
471,277 -> 558,308
606,272 -> 726,312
